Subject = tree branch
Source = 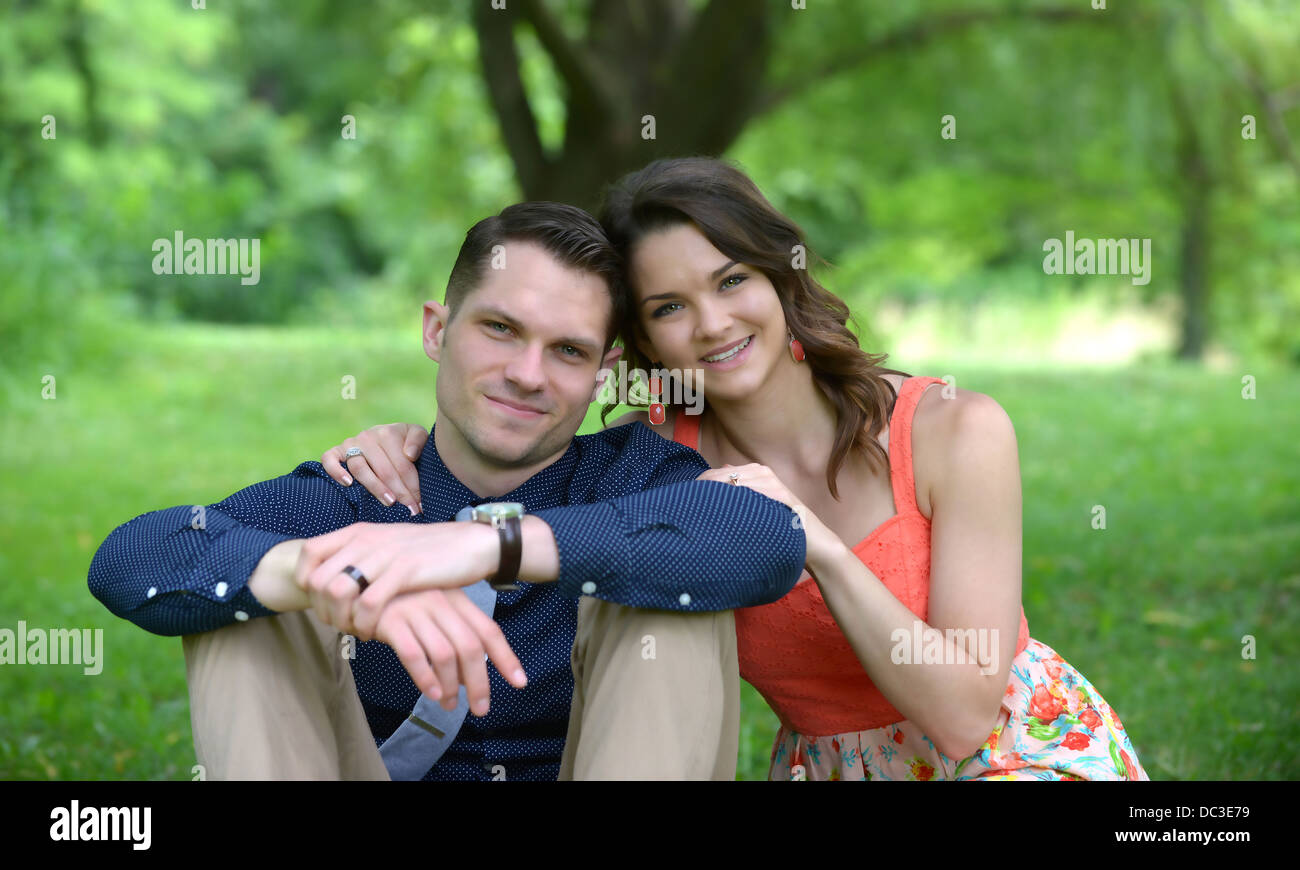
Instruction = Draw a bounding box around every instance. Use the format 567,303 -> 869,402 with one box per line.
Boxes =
472,0 -> 547,197
518,0 -> 622,119
756,6 -> 1115,117
1225,45 -> 1300,177
659,0 -> 771,153
1187,3 -> 1300,179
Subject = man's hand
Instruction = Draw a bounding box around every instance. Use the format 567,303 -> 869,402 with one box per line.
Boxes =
294,521 -> 497,638
249,533 -> 526,715
372,587 -> 527,716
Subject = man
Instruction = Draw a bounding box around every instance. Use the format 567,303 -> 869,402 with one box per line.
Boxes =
89,202 -> 805,781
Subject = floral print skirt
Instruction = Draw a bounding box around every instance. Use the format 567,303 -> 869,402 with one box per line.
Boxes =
767,638 -> 1149,781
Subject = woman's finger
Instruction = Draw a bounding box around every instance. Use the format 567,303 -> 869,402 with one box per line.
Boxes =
344,451 -> 396,508
402,424 -> 428,461
368,425 -> 424,513
321,442 -> 355,486
399,425 -> 427,509
353,435 -> 416,514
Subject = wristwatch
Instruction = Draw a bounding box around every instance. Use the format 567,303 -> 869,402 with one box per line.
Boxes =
455,502 -> 525,592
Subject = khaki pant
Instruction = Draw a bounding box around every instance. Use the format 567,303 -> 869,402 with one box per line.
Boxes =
182,598 -> 738,781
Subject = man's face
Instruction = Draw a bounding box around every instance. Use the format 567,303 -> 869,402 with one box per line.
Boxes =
424,241 -> 621,470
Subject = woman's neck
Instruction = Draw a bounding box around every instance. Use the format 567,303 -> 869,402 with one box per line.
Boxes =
700,358 -> 840,480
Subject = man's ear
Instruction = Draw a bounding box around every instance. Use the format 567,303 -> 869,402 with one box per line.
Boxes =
423,300 -> 451,363
590,345 -> 624,403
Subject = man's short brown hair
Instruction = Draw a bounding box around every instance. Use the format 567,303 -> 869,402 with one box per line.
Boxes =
445,202 -> 625,350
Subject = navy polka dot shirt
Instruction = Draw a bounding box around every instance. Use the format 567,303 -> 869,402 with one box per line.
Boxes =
88,421 -> 806,780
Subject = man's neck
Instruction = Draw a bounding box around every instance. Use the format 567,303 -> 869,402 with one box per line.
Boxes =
432,418 -> 569,499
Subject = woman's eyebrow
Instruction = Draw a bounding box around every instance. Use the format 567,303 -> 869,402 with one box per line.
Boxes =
641,260 -> 740,307
708,259 -> 739,280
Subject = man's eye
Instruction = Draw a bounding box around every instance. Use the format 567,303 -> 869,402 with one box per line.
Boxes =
653,302 -> 683,318
487,321 -> 511,334
560,345 -> 582,358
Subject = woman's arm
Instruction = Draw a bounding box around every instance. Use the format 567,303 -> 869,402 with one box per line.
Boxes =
798,390 -> 1024,760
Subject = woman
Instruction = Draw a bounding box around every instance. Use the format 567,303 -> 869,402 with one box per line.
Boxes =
322,157 -> 1149,781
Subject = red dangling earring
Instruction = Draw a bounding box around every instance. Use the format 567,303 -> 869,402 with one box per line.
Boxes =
648,375 -> 666,425
788,332 -> 805,363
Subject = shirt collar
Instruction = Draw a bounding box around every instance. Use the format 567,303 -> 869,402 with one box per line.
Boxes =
415,422 -> 581,521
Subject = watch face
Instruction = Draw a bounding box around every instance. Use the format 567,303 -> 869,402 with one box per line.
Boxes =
476,502 -> 524,522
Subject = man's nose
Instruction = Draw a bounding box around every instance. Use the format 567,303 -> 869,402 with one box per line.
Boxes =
503,342 -> 547,393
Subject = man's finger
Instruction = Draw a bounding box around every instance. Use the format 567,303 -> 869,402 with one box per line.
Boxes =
406,605 -> 456,701
446,591 -> 527,690
327,573 -> 362,634
427,593 -> 490,716
422,594 -> 468,710
295,525 -> 358,591
384,618 -> 443,703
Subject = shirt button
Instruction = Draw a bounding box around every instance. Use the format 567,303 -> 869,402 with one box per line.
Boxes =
678,593 -> 691,606
581,581 -> 596,595
146,587 -> 157,598
214,582 -> 228,598
234,610 -> 249,621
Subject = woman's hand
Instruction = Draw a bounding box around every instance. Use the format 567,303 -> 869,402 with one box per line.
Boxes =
697,463 -> 846,573
321,423 -> 428,515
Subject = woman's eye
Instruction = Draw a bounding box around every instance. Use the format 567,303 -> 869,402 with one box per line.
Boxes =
652,302 -> 684,318
720,274 -> 747,290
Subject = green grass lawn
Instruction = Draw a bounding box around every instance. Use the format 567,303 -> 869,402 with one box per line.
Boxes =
1,323 -> 1296,779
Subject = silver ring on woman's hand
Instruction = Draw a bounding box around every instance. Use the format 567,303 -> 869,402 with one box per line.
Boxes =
342,564 -> 369,593
344,447 -> 364,462
728,472 -> 741,486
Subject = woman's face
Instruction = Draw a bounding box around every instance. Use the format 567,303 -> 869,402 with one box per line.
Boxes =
628,222 -> 790,405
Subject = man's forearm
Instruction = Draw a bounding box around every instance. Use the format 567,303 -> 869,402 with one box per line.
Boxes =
518,516 -> 561,582
88,462 -> 362,637
532,480 -> 806,611
88,504 -> 292,636
247,538 -> 310,612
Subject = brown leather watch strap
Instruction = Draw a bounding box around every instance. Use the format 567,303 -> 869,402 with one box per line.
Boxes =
489,515 -> 522,591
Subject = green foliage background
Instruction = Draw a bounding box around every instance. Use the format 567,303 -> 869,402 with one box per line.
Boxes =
1,0 -> 1296,780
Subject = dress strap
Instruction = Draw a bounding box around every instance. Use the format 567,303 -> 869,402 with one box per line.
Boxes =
887,376 -> 948,517
672,406 -> 702,450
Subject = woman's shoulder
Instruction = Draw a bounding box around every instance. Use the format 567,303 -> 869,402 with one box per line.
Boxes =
911,379 -> 1015,443
909,378 -> 1018,517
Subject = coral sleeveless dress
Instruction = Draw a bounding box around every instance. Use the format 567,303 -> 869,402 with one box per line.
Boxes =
673,376 -> 1149,780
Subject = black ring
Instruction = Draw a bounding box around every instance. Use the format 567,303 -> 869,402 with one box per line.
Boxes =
342,564 -> 369,593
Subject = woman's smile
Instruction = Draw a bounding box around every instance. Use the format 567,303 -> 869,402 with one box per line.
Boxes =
699,334 -> 754,370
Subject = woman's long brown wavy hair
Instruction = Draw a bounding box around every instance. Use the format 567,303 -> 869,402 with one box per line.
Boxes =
598,156 -> 910,499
